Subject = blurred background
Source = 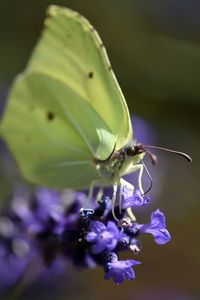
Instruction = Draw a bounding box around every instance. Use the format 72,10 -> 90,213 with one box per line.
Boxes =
0,0 -> 199,299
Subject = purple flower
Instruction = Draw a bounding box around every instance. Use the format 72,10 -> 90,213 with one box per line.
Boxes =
121,185 -> 150,209
85,221 -> 119,254
104,259 -> 141,284
139,209 -> 171,245
0,184 -> 172,286
35,188 -> 62,222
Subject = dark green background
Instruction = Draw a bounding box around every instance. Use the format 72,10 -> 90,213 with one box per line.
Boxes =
0,1 -> 199,299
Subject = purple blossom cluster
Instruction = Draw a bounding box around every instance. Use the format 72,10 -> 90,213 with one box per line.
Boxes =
0,185 -> 171,287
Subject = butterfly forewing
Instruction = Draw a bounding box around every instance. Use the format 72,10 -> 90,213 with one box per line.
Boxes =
28,5 -> 132,154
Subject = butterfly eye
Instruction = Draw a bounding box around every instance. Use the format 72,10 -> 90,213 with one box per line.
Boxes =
126,145 -> 144,156
126,147 -> 135,156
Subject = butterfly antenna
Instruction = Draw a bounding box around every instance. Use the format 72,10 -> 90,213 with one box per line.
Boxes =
142,145 -> 192,162
141,160 -> 153,195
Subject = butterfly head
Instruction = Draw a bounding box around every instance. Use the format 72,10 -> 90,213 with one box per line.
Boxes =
124,143 -> 146,165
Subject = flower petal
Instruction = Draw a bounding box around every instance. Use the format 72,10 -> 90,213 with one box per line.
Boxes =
140,209 -> 171,245
122,189 -> 150,209
92,242 -> 106,254
104,259 -> 141,284
85,232 -> 97,243
88,221 -> 106,234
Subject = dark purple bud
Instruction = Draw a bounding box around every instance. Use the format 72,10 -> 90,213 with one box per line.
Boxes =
129,239 -> 141,254
79,208 -> 94,220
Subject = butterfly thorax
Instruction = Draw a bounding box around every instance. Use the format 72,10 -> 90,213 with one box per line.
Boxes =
94,143 -> 145,185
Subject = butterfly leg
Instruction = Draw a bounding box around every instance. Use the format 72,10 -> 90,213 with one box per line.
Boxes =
137,163 -> 144,195
87,179 -> 107,203
96,187 -> 104,203
87,180 -> 100,202
119,178 -> 136,221
123,163 -> 144,221
121,163 -> 144,195
89,180 -> 120,221
119,182 -> 122,214
118,178 -> 134,214
118,162 -> 145,222
111,184 -> 119,221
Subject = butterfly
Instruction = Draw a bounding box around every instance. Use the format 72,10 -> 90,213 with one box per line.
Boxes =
0,6 -> 191,212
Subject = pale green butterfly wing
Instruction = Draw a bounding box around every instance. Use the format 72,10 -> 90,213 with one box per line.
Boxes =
27,5 -> 132,153
0,5 -> 132,189
1,72 -> 115,189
